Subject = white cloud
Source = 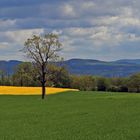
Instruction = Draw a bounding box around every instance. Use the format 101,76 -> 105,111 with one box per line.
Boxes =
0,19 -> 16,31
0,28 -> 45,60
0,42 -> 10,49
3,28 -> 44,44
81,1 -> 96,9
60,3 -> 78,19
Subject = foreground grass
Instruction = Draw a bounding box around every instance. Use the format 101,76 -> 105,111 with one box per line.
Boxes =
0,91 -> 140,140
0,86 -> 78,95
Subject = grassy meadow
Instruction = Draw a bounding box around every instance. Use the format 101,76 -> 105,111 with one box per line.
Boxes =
0,90 -> 140,140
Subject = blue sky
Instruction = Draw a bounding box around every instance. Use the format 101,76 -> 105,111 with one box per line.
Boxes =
0,0 -> 140,61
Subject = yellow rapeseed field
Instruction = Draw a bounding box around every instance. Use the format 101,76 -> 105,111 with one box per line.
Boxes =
0,86 -> 78,95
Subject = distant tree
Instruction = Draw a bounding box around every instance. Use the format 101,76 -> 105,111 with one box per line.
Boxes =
13,62 -> 36,86
127,73 -> 140,92
97,77 -> 109,91
0,70 -> 12,86
0,70 -> 4,85
108,77 -> 128,92
23,33 -> 62,99
70,75 -> 96,91
47,64 -> 71,88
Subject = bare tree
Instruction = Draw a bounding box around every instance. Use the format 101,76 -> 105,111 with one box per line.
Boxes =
23,33 -> 62,99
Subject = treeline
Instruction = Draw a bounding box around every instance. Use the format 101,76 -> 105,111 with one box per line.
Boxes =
0,62 -> 140,93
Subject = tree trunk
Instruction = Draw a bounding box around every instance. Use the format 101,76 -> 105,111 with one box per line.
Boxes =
41,69 -> 46,99
42,81 -> 46,99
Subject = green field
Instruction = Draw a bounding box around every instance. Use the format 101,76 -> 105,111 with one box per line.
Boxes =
0,91 -> 140,140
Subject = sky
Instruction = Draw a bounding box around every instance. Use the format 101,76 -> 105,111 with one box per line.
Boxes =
0,0 -> 140,61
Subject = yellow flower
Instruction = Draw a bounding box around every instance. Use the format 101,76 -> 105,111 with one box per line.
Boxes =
0,86 -> 78,95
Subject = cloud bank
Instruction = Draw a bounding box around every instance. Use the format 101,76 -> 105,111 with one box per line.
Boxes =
0,0 -> 140,60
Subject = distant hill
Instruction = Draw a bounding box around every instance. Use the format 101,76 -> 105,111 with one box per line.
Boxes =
114,59 -> 140,65
0,60 -> 21,75
61,59 -> 140,77
1,59 -> 140,77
